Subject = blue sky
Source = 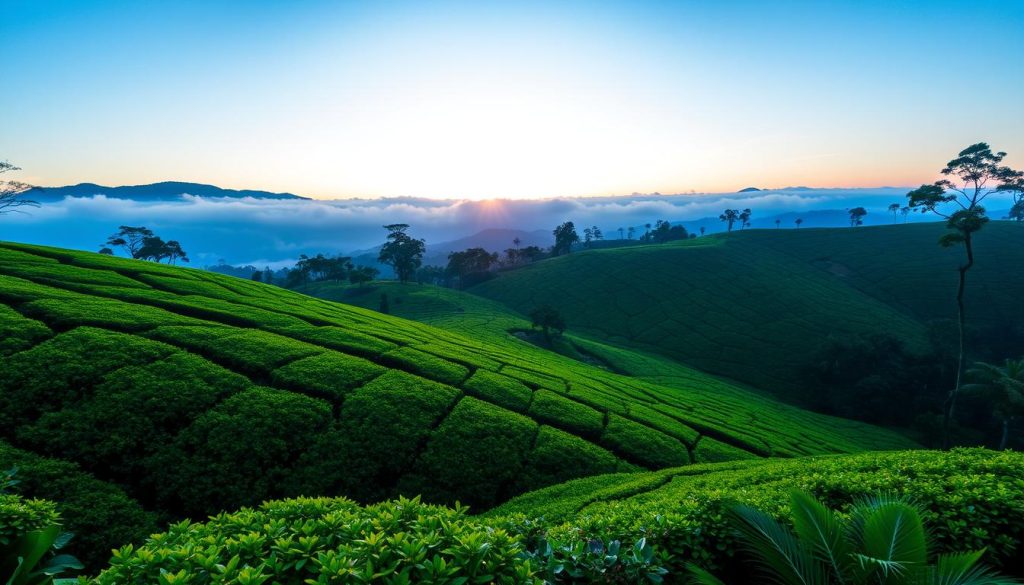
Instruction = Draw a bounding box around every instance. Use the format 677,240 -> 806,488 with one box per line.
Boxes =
2,0 -> 1022,199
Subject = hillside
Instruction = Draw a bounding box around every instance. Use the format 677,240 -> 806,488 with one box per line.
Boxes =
0,242 -> 915,562
471,222 -> 1024,395
32,181 -> 308,201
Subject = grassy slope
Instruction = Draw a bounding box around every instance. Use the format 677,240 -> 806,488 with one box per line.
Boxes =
471,222 -> 1024,395
0,243 -> 913,515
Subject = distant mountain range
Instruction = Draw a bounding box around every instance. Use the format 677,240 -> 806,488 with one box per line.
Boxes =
32,181 -> 309,201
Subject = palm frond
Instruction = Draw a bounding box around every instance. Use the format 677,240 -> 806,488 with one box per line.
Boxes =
685,562 -> 729,585
730,504 -> 827,585
788,490 -> 852,582
930,550 -> 1021,585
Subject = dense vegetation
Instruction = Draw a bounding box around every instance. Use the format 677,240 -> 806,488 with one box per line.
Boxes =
59,449 -> 1024,583
490,448 -> 1024,580
0,242 -> 916,570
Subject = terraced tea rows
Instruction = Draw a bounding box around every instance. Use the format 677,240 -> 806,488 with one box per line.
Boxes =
0,241 -> 915,564
472,222 -> 1024,395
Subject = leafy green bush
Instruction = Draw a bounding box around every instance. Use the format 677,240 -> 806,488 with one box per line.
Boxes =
528,390 -> 605,440
0,328 -> 174,432
600,414 -> 690,469
149,387 -> 333,516
18,352 -> 249,483
21,297 -> 202,332
146,326 -> 324,377
404,397 -> 537,509
0,443 -> 158,571
381,346 -> 470,386
462,370 -> 534,412
491,449 -> 1024,578
286,371 -> 461,503
693,436 -> 759,463
0,489 -> 83,585
271,351 -> 384,403
93,497 -> 539,585
273,325 -> 398,356
0,304 -> 50,356
514,426 -> 625,492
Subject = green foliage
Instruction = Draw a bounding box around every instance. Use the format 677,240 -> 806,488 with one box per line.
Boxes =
0,444 -> 158,572
0,328 -> 174,431
528,390 -> 604,440
288,371 -> 461,503
523,536 -> 669,584
463,370 -> 534,412
601,414 -> 690,469
515,427 -> 623,492
1,490 -> 83,585
94,497 -> 538,585
272,352 -> 385,403
150,387 -> 334,516
146,325 -> 324,377
0,304 -> 50,356
491,449 -> 1024,578
404,397 -> 537,509
687,490 -> 1017,585
18,352 -> 250,482
381,346 -> 470,385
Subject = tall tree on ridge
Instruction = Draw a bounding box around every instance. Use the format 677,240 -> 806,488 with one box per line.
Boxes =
378,224 -> 425,284
906,142 -> 1020,448
551,221 -> 579,256
719,209 -> 740,232
888,202 -> 901,223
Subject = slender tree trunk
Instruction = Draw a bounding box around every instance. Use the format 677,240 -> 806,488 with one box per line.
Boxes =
999,417 -> 1010,451
942,234 -> 974,450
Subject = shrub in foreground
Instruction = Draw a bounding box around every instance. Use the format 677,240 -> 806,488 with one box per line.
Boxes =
93,497 -> 538,585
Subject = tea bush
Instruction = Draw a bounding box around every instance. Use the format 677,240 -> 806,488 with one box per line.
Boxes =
381,346 -> 470,386
462,369 -> 533,412
93,497 -> 539,585
528,390 -> 605,440
272,352 -> 385,403
0,304 -> 50,356
600,414 -> 690,469
491,449 -> 1024,577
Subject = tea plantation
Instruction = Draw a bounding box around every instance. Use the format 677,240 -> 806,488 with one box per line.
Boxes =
81,449 -> 1024,583
0,241 -> 917,569
471,222 -> 1024,395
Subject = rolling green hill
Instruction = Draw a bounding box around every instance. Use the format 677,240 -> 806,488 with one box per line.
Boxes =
471,222 -> 1024,395
0,241 -> 916,564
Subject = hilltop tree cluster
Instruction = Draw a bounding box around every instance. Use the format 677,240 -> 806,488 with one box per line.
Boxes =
103,226 -> 189,264
280,254 -> 379,288
0,160 -> 39,216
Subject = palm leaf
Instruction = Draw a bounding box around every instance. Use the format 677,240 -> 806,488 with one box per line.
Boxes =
852,499 -> 928,584
730,504 -> 827,585
685,562 -> 728,585
788,490 -> 852,583
929,550 -> 1021,585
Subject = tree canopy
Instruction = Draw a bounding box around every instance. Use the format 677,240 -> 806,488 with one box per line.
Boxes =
378,224 -> 426,283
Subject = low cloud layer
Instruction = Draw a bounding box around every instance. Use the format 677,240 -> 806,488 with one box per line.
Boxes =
1,187 -> 977,266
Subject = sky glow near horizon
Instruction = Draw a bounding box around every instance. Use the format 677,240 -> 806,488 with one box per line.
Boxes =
2,0 -> 1023,200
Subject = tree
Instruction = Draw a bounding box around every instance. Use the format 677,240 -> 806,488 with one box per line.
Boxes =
900,206 -> 911,223
999,169 -> 1024,221
774,219 -> 780,229
348,265 -> 378,288
378,224 -> 425,283
627,226 -> 636,240
617,227 -> 624,239
251,271 -> 263,282
644,223 -> 652,239
163,240 -> 189,265
106,226 -> 154,258
795,218 -> 803,228
738,208 -> 752,229
512,237 -> 521,250
583,227 -> 593,246
847,206 -> 867,227
551,221 -> 579,256
699,226 -> 706,236
262,267 -> 274,285
964,358 -> 1024,450
0,161 -> 40,216
686,490 -> 1014,585
446,247 -> 497,288
719,209 -> 739,232
98,247 -> 114,255
591,225 -> 603,240
888,202 -> 901,223
906,143 -> 1020,448
529,305 -> 565,340
648,220 -> 688,244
